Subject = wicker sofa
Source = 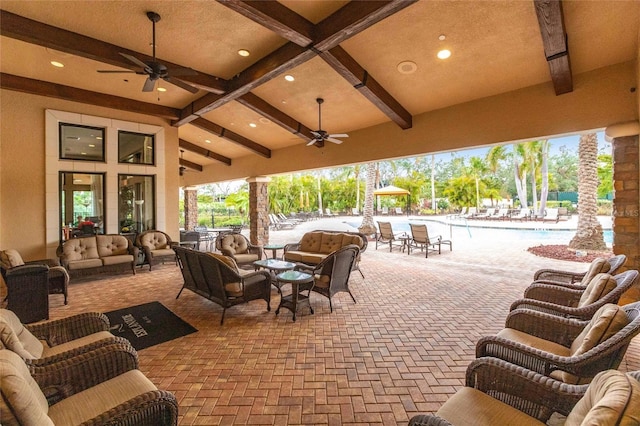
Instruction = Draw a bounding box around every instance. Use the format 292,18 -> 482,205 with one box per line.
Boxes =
283,230 -> 367,278
58,234 -> 138,278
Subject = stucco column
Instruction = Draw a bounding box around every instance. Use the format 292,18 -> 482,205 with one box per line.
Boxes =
608,121 -> 640,304
184,187 -> 198,231
247,176 -> 271,245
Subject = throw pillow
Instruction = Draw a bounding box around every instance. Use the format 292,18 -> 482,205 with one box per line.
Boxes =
0,250 -> 25,269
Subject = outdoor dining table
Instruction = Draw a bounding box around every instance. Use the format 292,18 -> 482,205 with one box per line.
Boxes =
205,228 -> 233,251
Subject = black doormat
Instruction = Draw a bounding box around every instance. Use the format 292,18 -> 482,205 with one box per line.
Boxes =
105,302 -> 197,350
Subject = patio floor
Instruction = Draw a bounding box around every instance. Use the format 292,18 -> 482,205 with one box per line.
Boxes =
47,215 -> 639,425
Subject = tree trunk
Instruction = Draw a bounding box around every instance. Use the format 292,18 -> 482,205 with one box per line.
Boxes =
431,154 -> 436,212
359,163 -> 377,235
514,159 -> 528,208
569,133 -> 607,251
538,140 -> 549,215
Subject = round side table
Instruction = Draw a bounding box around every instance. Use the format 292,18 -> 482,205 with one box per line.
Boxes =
275,270 -> 314,322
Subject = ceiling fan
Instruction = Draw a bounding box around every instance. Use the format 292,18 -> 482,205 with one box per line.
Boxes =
97,11 -> 199,94
307,98 -> 349,148
179,149 -> 188,176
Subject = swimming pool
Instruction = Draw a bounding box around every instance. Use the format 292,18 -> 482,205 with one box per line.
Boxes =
346,220 -> 614,244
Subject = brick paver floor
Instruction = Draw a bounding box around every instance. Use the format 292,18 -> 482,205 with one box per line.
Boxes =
47,215 -> 639,425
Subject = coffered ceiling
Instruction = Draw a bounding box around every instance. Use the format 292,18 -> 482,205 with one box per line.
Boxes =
1,1 -> 638,177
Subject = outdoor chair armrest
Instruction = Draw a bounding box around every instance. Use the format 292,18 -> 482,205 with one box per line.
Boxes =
408,415 -> 453,426
294,263 -> 317,274
283,242 -> 301,252
31,342 -> 139,404
24,258 -> 61,267
519,283 -> 583,305
247,244 -> 263,258
504,308 -> 587,345
23,336 -> 131,368
26,312 -> 110,344
530,279 -> 587,291
240,270 -> 271,282
87,390 -> 179,425
533,268 -> 584,283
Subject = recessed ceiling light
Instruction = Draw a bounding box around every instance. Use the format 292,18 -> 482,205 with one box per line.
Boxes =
88,144 -> 96,148
439,34 -> 446,41
238,49 -> 250,57
437,49 -> 452,60
284,75 -> 295,82
205,139 -> 211,143
249,123 -> 257,128
259,117 -> 270,124
281,100 -> 287,104
397,61 -> 418,74
50,61 -> 64,68
157,87 -> 167,92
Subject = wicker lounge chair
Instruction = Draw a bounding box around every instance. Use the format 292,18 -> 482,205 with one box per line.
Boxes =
512,270 -> 639,320
408,357 -> 640,426
408,223 -> 452,258
136,230 -> 178,270
476,302 -> 640,384
375,221 -> 405,252
531,255 -> 626,287
174,247 -> 271,325
295,245 -> 359,312
215,232 -> 263,269
0,308 -> 124,368
0,344 -> 178,425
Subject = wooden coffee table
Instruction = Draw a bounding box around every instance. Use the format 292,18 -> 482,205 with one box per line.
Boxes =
275,270 -> 314,322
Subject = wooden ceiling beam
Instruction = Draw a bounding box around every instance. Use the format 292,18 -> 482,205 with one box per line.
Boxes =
179,157 -> 203,172
237,93 -> 314,141
190,117 -> 271,158
179,139 -> 231,166
313,0 -> 418,51
321,46 -> 412,129
0,73 -> 180,120
534,0 -> 573,95
0,10 -> 228,95
217,0 -> 314,46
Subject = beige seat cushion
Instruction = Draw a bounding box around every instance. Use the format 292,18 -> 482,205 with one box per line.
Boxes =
578,273 -> 617,307
580,258 -> 611,286
233,253 -> 259,264
565,370 -> 640,425
0,349 -> 53,425
0,309 -> 44,359
41,331 -> 115,358
284,251 -> 326,265
102,254 -> 134,266
313,274 -> 331,289
207,253 -> 243,297
67,258 -> 103,270
497,328 -> 571,358
436,387 -> 544,425
48,369 -> 157,425
151,248 -> 175,257
0,249 -> 25,269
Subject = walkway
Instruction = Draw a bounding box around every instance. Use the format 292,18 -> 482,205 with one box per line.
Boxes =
48,215 -> 638,425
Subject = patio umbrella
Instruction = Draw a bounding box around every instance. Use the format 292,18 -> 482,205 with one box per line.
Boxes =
373,185 -> 410,216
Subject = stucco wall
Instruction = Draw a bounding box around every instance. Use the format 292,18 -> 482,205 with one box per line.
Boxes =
0,90 -> 180,261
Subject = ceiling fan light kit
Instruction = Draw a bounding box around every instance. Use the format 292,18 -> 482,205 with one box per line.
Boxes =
97,11 -> 198,94
308,98 -> 349,148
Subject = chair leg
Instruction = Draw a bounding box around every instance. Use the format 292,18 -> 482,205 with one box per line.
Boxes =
329,298 -> 333,312
220,308 -> 226,325
348,290 -> 356,304
176,287 -> 185,299
357,268 -> 365,279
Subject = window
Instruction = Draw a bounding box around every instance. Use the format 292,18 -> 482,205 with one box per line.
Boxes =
59,123 -> 105,161
60,172 -> 105,239
119,131 -> 155,165
119,174 -> 155,233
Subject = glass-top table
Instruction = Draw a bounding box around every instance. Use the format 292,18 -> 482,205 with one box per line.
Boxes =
263,243 -> 285,259
275,270 -> 314,322
253,259 -> 297,291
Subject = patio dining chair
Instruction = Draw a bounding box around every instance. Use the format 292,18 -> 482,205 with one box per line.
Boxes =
375,221 -> 405,252
408,223 -> 452,258
510,270 -> 639,320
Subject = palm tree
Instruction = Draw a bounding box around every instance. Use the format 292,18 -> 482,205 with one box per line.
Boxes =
569,133 -> 607,251
358,163 -> 377,235
487,145 -> 528,208
469,156 -> 488,210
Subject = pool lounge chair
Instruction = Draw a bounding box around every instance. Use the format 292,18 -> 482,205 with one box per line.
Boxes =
460,207 -> 476,219
408,223 -> 452,258
448,206 -> 467,219
488,208 -> 509,220
542,208 -> 560,223
510,208 -> 530,221
375,221 -> 405,252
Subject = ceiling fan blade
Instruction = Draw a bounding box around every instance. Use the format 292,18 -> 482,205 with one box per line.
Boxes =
120,53 -> 152,72
310,131 -> 322,138
306,139 -> 318,146
167,66 -> 198,77
142,77 -> 156,92
326,137 -> 344,145
328,133 -> 348,138
163,76 -> 199,94
97,70 -> 137,74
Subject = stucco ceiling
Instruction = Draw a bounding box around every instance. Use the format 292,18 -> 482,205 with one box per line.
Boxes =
1,1 -> 638,173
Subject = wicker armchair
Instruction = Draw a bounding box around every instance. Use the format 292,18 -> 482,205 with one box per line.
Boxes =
215,232 -> 262,269
136,230 -> 178,270
0,248 -> 69,304
476,302 -> 640,384
0,308 -> 124,368
174,246 -> 271,325
408,357 -> 640,425
531,255 -> 626,288
510,270 -> 639,320
295,245 -> 359,312
0,344 -> 178,425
